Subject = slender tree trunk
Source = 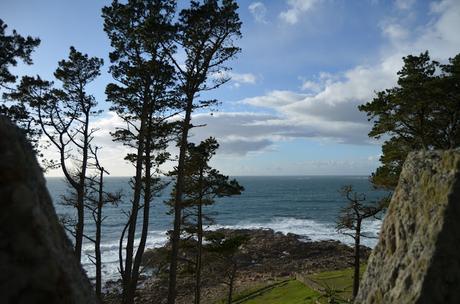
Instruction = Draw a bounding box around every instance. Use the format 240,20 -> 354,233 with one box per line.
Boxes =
194,166 -> 205,304
353,219 -> 362,299
75,189 -> 85,262
122,157 -> 144,304
227,263 -> 237,304
122,110 -> 147,304
168,97 -> 193,304
95,167 -> 104,300
129,118 -> 154,302
194,201 -> 203,304
75,109 -> 90,262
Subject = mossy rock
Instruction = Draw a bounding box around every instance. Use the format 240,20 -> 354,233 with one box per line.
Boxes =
356,149 -> 460,304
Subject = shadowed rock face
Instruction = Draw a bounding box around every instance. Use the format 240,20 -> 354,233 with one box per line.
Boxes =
0,118 -> 97,304
356,149 -> 460,304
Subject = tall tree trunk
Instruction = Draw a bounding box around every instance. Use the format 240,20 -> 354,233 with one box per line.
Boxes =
122,110 -> 147,304
75,189 -> 85,262
95,167 -> 104,300
353,219 -> 362,299
194,200 -> 203,304
75,108 -> 90,262
168,97 -> 193,304
129,118 -> 154,302
227,263 -> 237,304
194,166 -> 205,304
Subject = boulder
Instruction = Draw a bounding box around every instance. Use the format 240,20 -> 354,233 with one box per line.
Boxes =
356,149 -> 460,304
0,118 -> 97,304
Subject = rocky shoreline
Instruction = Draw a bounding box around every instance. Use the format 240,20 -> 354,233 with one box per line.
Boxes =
104,228 -> 370,303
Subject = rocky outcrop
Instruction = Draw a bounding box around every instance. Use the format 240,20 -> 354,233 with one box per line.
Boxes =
134,228 -> 370,304
356,149 -> 460,304
0,118 -> 97,304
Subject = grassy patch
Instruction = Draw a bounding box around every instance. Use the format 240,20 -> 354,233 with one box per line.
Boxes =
215,265 -> 367,303
234,280 -> 321,304
303,265 -> 366,302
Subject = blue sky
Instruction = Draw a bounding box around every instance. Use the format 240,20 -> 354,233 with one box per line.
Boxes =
2,0 -> 460,176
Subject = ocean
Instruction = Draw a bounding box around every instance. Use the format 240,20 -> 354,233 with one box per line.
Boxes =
46,176 -> 387,283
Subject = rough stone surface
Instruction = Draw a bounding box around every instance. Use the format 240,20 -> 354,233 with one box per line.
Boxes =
0,118 -> 97,304
355,149 -> 460,304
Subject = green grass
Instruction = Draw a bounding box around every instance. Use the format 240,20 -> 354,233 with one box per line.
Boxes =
234,280 -> 321,304
215,265 -> 367,304
214,280 -> 289,304
304,265 -> 367,301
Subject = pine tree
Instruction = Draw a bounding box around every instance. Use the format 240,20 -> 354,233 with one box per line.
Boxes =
170,138 -> 243,304
0,19 -> 40,146
102,1 -> 178,302
205,232 -> 249,304
85,147 -> 122,301
164,2 -> 242,302
11,47 -> 103,261
359,51 -> 460,189
336,185 -> 385,299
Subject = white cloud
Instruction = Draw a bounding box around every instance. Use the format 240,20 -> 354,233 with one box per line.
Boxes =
213,71 -> 258,87
418,0 -> 460,59
42,0 -> 460,175
230,72 -> 257,84
44,111 -> 136,177
234,0 -> 460,149
243,59 -> 398,126
249,2 -> 268,24
242,90 -> 306,107
300,80 -> 322,92
395,0 -> 416,10
299,73 -> 341,92
382,23 -> 409,42
279,0 -> 321,25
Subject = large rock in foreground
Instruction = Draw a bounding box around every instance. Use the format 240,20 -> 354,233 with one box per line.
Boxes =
356,150 -> 460,304
0,119 -> 96,304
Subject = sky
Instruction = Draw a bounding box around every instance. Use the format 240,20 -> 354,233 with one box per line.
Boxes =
1,0 -> 460,176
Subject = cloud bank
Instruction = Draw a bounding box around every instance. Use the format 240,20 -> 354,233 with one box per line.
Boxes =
44,0 -> 460,176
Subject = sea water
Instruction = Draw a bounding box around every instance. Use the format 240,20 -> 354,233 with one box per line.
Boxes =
47,176 -> 387,283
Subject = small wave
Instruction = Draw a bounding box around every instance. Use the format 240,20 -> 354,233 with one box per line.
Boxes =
81,229 -> 169,282
206,217 -> 381,248
81,216 -> 382,284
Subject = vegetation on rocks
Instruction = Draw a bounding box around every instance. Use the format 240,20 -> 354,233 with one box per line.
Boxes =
121,228 -> 370,303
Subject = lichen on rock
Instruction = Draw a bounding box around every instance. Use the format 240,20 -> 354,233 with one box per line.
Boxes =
355,149 -> 460,304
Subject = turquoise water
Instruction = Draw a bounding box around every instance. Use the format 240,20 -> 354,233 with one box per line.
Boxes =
46,176 -> 387,282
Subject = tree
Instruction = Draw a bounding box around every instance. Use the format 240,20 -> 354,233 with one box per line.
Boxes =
0,19 -> 41,146
173,138 -> 244,304
10,47 -> 103,261
359,51 -> 460,189
85,147 -> 122,300
102,1 -> 178,303
336,185 -> 384,299
205,232 -> 249,304
164,2 -> 242,302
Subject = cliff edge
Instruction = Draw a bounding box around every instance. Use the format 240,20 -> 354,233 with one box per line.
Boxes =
356,149 -> 460,304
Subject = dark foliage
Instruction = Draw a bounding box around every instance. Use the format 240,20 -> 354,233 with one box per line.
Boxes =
359,51 -> 460,189
0,19 -> 41,146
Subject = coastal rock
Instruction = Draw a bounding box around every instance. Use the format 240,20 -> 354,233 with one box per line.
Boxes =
0,118 -> 96,304
356,149 -> 460,304
139,228 -> 370,304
